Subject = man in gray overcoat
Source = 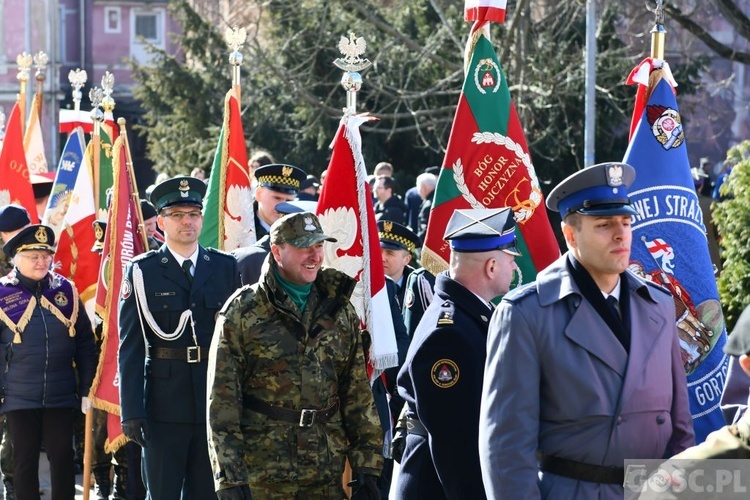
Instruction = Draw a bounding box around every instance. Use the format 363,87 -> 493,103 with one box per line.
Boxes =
478,162 -> 695,499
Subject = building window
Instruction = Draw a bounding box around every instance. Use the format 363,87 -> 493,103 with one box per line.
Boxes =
134,10 -> 162,44
104,7 -> 121,34
131,8 -> 165,64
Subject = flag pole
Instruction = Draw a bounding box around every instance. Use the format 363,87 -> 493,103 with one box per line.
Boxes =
119,117 -> 149,249
16,52 -> 32,137
82,405 -> 93,500
32,51 -> 48,121
651,0 -> 666,60
332,31 -> 372,497
82,79 -> 102,500
101,72 -> 116,138
89,87 -> 105,213
226,27 -> 247,102
100,72 -> 117,218
69,68 -> 88,114
333,32 -> 372,114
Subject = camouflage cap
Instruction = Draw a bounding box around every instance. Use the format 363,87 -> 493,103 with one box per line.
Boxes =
270,212 -> 337,248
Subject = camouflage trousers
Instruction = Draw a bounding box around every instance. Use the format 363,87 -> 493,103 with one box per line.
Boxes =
249,481 -> 347,500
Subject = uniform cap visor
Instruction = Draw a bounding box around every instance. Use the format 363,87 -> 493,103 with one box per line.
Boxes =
285,233 -> 337,248
574,204 -> 638,217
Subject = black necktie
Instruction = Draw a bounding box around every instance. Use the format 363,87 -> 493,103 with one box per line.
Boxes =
182,260 -> 193,284
606,295 -> 620,321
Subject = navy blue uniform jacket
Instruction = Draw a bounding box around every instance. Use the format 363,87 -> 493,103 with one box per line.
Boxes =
395,271 -> 493,500
118,245 -> 240,424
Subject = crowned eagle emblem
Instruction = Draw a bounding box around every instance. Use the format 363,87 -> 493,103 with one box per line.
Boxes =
607,164 -> 624,187
333,32 -> 372,72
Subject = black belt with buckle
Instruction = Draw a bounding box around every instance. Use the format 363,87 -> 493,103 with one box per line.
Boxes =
243,397 -> 340,427
151,346 -> 205,363
539,454 -> 625,485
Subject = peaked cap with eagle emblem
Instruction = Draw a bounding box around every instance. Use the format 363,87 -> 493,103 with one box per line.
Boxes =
546,162 -> 637,218
378,220 -> 420,253
149,176 -> 207,212
254,164 -> 307,195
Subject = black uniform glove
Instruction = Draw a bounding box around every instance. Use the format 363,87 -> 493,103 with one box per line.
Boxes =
391,404 -> 409,463
349,473 -> 379,500
216,485 -> 253,500
121,418 -> 150,448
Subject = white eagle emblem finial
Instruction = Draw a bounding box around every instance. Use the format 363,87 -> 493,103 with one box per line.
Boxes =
338,32 -> 366,61
334,32 -> 372,72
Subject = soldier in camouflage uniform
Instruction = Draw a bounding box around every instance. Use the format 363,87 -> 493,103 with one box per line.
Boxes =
208,211 -> 383,500
0,204 -> 30,500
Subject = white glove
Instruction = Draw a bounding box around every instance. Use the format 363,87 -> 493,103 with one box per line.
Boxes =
81,396 -> 92,414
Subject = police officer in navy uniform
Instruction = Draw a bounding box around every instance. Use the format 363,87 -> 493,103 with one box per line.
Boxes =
378,220 -> 420,307
252,164 -> 306,240
395,208 -> 520,500
118,176 -> 241,499
401,267 -> 436,338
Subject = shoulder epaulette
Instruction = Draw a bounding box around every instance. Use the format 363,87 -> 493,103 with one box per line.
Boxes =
642,279 -> 673,297
207,247 -> 233,258
435,300 -> 455,326
502,281 -> 537,304
132,250 -> 157,263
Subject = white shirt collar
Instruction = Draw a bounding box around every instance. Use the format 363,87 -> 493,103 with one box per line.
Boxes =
168,246 -> 199,269
602,276 -> 622,302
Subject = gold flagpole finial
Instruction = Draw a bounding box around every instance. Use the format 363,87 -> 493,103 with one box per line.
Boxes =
117,117 -> 127,136
650,0 -> 666,60
225,27 -> 247,101
33,51 -> 49,90
32,51 -> 49,119
333,32 -> 372,114
69,68 -> 88,113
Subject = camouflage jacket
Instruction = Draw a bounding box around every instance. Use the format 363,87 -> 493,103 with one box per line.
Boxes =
0,250 -> 12,277
207,261 -> 383,489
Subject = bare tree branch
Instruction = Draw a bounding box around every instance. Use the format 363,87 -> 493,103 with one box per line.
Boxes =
664,3 -> 750,64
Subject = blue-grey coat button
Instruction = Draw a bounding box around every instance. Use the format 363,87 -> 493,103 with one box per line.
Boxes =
656,415 -> 665,424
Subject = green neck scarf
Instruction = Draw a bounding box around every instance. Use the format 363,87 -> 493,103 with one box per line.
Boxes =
273,267 -> 313,313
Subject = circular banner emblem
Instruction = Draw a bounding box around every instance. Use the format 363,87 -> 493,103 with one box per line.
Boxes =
121,278 -> 132,299
431,359 -> 459,389
404,289 -> 415,309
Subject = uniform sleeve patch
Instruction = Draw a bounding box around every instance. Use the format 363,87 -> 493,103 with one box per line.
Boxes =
431,359 -> 459,388
121,278 -> 132,299
437,310 -> 453,325
405,289 -> 415,309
